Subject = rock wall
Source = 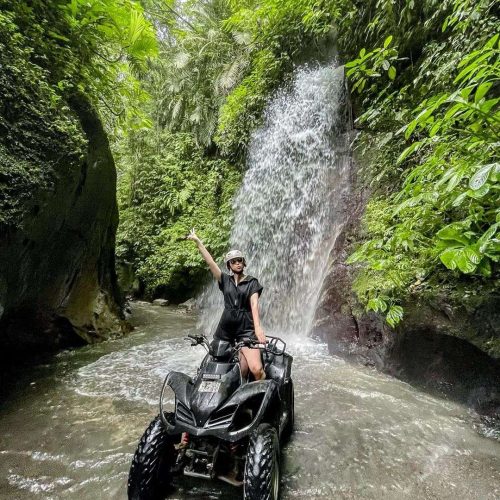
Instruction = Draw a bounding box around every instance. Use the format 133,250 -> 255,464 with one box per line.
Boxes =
312,149 -> 500,416
0,94 -> 128,356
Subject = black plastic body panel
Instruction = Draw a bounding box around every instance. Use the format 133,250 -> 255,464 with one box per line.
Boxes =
161,343 -> 293,443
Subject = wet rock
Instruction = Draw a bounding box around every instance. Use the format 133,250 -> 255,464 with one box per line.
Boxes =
0,93 -> 129,357
312,152 -> 500,418
153,299 -> 169,307
178,298 -> 196,312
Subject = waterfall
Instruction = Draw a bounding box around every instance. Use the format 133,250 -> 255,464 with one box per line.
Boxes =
199,64 -> 353,337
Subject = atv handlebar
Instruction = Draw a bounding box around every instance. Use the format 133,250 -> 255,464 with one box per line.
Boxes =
234,336 -> 286,356
184,333 -> 286,355
184,334 -> 210,351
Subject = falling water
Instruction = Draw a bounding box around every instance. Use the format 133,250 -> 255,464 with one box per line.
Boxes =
199,64 -> 354,335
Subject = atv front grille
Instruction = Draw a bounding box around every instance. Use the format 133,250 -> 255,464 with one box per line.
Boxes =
176,401 -> 196,426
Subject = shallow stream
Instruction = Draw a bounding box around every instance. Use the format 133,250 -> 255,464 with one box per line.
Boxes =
1,302 -> 499,499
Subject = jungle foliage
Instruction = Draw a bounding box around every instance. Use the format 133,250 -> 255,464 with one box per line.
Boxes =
343,0 -> 499,326
4,0 -> 498,315
115,0 -> 341,297
116,130 -> 241,299
0,0 -> 156,229
147,0 -> 340,154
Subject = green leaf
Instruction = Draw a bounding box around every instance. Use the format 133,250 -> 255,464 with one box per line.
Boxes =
452,192 -> 468,207
386,305 -> 403,327
439,248 -> 459,270
388,66 -> 396,80
397,141 -> 422,164
469,163 -> 496,190
383,35 -> 393,48
484,33 -> 499,49
344,59 -> 359,68
436,225 -> 469,245
477,258 -> 492,277
443,102 -> 464,121
440,247 -> 478,273
464,246 -> 481,264
454,52 -> 493,83
478,223 -> 499,252
475,82 -> 493,102
48,30 -> 70,42
429,121 -> 442,137
466,184 -> 490,199
404,120 -> 417,140
367,297 -> 388,313
457,247 -> 480,273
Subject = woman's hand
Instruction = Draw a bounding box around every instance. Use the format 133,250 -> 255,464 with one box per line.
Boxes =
186,228 -> 200,243
186,228 -> 221,282
255,326 -> 266,344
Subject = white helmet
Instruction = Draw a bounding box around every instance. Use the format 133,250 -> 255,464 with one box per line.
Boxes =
224,249 -> 246,268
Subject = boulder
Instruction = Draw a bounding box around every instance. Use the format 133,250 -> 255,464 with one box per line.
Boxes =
312,152 -> 500,415
153,299 -> 169,307
0,93 -> 129,356
178,298 -> 196,312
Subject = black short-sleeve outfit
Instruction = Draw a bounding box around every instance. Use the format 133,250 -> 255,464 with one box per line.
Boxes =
214,272 -> 263,342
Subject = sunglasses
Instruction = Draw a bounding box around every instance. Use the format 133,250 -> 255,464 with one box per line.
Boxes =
229,258 -> 243,264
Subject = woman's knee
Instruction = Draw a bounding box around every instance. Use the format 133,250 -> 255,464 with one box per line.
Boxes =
247,357 -> 263,374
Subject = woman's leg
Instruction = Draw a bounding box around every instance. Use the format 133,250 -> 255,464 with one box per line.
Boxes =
240,347 -> 266,380
239,351 -> 249,378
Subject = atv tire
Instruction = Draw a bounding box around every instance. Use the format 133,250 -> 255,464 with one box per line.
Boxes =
243,423 -> 280,500
128,413 -> 178,500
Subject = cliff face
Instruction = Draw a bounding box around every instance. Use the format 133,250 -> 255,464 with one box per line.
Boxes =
0,14 -> 127,355
0,94 -> 128,355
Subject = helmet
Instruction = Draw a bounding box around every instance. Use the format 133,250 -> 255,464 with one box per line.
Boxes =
224,249 -> 246,267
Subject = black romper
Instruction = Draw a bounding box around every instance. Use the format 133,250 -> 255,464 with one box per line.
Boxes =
214,273 -> 264,342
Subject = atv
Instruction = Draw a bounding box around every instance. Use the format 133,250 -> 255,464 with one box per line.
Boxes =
128,334 -> 294,500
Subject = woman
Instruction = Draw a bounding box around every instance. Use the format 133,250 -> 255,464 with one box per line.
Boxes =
187,228 -> 266,380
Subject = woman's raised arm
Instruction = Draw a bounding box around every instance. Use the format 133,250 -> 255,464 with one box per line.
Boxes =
187,228 -> 222,282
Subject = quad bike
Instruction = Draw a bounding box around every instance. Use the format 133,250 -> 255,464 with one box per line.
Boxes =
128,334 -> 294,500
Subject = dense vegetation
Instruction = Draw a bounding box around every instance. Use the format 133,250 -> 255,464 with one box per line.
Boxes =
115,0 -> 340,298
3,1 -> 498,325
115,0 -> 498,314
342,0 -> 499,329
0,0 -> 156,229
116,130 -> 240,299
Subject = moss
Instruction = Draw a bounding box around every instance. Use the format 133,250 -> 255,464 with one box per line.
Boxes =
0,10 -> 85,230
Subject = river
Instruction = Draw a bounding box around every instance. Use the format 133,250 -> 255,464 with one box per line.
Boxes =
1,301 -> 499,499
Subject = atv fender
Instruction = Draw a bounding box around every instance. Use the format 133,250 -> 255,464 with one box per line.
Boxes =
166,371 -> 193,407
219,380 -> 280,440
160,371 -> 194,429
219,380 -> 279,409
